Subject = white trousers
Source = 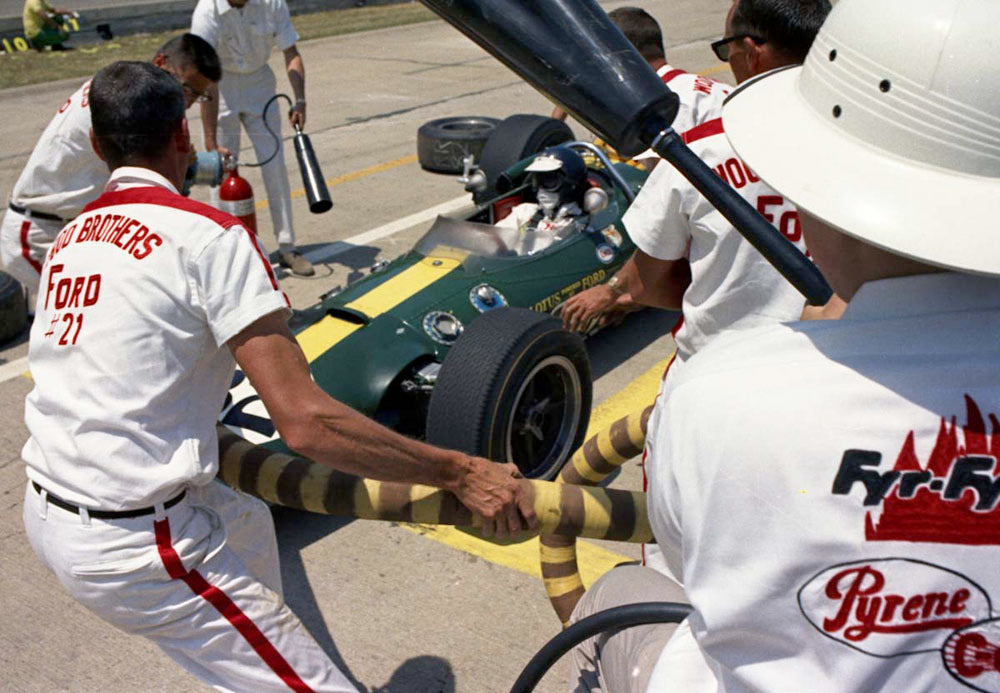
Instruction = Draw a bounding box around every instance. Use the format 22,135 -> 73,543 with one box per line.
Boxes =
568,564 -> 688,693
23,479 -> 357,693
0,206 -> 63,295
210,65 -> 296,251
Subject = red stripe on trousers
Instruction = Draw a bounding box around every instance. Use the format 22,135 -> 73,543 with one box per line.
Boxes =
154,518 -> 314,693
20,220 -> 42,274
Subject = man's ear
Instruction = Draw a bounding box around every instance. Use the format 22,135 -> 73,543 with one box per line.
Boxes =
151,53 -> 167,70
743,36 -> 763,74
89,127 -> 106,162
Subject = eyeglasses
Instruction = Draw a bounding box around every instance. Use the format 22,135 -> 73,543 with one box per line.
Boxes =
711,33 -> 766,62
180,83 -> 212,104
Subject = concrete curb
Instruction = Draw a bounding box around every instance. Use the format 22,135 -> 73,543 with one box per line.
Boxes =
1,0 -> 408,45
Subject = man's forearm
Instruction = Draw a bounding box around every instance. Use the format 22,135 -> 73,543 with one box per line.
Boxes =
631,249 -> 690,310
288,394 -> 469,493
285,52 -> 305,102
201,84 -> 220,150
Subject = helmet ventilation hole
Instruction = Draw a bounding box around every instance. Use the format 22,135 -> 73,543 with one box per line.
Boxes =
832,105 -> 842,118
880,79 -> 891,93
829,49 -> 837,61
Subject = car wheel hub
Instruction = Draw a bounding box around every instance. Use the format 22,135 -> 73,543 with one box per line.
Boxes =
506,355 -> 582,477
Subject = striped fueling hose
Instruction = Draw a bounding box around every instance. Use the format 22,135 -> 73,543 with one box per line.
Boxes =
215,424 -> 652,543
539,403 -> 654,626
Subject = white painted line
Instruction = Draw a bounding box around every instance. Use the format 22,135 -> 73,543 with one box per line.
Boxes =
0,355 -> 30,385
301,194 -> 472,265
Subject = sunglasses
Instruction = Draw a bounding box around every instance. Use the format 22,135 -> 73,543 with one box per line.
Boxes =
711,33 -> 766,62
180,83 -> 212,104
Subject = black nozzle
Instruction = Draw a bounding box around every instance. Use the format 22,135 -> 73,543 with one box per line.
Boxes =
293,129 -> 333,214
419,0 -> 678,157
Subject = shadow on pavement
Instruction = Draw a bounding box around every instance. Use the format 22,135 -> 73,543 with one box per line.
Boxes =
370,655 -> 456,693
272,505 -> 367,691
585,307 -> 679,380
273,508 -> 459,692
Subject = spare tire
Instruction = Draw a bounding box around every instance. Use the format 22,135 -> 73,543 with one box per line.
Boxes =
426,307 -> 591,480
417,116 -> 500,174
0,271 -> 27,345
474,114 -> 574,204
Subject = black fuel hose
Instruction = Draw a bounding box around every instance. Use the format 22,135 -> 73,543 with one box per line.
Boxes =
242,93 -> 292,168
510,602 -> 693,693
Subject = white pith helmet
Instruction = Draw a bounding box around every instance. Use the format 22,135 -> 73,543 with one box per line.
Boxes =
723,0 -> 1000,276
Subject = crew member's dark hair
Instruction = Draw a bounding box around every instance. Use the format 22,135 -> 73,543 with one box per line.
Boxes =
155,32 -> 221,83
730,0 -> 831,62
608,7 -> 666,63
91,61 -> 185,170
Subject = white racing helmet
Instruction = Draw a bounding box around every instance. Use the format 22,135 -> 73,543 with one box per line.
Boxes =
723,0 -> 1000,276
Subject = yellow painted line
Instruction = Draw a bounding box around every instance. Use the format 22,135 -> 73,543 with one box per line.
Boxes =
400,352 -> 677,581
701,63 -> 732,78
293,255 -> 462,361
582,351 -> 674,440
400,524 -> 630,586
256,154 -> 418,211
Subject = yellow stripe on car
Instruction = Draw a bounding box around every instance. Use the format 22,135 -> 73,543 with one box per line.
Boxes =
294,256 -> 462,362
346,256 -> 462,317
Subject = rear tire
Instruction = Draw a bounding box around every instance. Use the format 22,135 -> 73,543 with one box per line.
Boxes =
426,307 -> 591,480
474,115 -> 574,204
417,116 -> 500,174
0,271 -> 28,345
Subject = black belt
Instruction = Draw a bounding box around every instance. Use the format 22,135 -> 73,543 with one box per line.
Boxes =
8,202 -> 67,223
32,481 -> 186,519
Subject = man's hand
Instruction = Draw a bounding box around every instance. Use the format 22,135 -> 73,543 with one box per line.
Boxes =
289,101 -> 306,130
453,458 -> 538,539
561,284 -> 620,332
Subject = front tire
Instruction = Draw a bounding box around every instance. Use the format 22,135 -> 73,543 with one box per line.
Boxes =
426,308 -> 592,480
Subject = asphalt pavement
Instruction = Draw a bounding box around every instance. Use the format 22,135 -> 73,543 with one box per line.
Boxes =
0,1 -> 733,690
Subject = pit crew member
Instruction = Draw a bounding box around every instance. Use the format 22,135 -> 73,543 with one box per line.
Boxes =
0,33 -> 220,299
191,0 -> 315,277
569,0 -> 1000,690
21,61 -> 535,693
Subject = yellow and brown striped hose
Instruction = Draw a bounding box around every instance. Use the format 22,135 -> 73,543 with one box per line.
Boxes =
215,424 -> 652,544
540,404 -> 654,626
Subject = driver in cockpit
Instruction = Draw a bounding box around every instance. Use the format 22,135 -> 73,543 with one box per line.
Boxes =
496,146 -> 592,255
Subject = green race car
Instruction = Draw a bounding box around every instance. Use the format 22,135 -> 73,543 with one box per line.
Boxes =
221,135 -> 648,480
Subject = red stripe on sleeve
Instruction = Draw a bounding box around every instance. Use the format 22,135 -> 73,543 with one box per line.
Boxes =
682,118 -> 725,145
154,518 -> 315,693
661,68 -> 687,84
19,220 -> 43,274
241,226 -> 284,296
82,186 -> 244,229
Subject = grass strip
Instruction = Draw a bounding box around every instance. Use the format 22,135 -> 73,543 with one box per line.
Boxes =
0,2 -> 438,90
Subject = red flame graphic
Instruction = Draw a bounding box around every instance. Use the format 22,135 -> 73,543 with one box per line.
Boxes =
866,396 -> 1000,545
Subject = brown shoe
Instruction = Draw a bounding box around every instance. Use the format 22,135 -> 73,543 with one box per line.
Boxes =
278,250 -> 315,277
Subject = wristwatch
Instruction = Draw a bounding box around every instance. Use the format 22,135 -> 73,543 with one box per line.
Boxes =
606,274 -> 625,297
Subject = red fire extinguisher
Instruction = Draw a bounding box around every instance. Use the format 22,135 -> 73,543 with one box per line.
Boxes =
218,164 -> 258,234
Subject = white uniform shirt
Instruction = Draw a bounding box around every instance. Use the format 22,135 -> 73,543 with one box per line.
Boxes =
22,167 -> 290,510
632,64 -> 731,161
10,81 -> 107,220
624,117 -> 807,358
191,0 -> 299,75
646,272 -> 1000,692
